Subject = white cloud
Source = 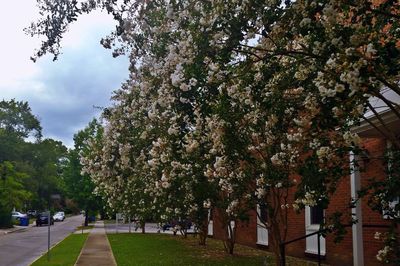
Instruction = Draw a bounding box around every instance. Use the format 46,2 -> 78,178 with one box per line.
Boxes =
62,11 -> 115,49
0,1 -> 42,92
0,1 -> 129,148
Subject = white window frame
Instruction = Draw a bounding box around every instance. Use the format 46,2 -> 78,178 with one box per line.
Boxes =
227,220 -> 235,239
208,209 -> 213,236
256,204 -> 268,246
305,206 -> 326,256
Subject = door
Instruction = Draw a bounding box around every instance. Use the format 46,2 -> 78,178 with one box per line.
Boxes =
256,204 -> 268,245
305,205 -> 326,255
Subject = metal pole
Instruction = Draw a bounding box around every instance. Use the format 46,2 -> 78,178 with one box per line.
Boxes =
116,214 -> 118,234
280,243 -> 285,266
129,217 -> 131,233
317,232 -> 321,266
47,210 -> 50,261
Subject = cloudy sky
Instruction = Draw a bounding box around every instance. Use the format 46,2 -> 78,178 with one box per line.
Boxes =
0,1 -> 129,147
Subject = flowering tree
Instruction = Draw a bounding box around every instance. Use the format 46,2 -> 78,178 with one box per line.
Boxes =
80,86 -> 156,231
30,0 -> 400,263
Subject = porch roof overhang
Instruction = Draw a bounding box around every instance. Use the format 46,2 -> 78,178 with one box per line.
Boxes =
352,108 -> 400,137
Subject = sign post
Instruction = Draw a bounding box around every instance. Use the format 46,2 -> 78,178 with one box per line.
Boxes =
47,210 -> 50,261
47,194 -> 60,261
116,213 -> 119,234
116,213 -> 124,234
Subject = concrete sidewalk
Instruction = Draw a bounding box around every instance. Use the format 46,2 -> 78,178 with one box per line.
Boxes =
74,221 -> 117,266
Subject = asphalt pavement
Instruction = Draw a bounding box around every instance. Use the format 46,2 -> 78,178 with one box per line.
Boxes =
0,215 -> 84,266
104,222 -> 195,235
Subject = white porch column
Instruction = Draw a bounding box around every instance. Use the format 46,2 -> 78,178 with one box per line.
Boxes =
350,152 -> 364,266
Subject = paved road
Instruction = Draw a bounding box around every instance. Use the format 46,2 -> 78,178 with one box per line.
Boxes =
104,222 -> 195,235
104,222 -> 161,234
0,215 -> 84,266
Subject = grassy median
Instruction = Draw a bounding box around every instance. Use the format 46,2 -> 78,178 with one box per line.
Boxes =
108,233 -> 269,265
31,233 -> 88,266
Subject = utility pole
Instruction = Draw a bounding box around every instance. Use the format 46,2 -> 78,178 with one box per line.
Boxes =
47,210 -> 50,261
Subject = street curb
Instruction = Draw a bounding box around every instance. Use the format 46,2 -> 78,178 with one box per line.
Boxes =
0,226 -> 30,235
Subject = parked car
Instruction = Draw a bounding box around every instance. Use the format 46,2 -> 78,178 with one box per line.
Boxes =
88,215 -> 96,222
53,211 -> 65,222
162,219 -> 192,231
27,210 -> 37,217
11,211 -> 27,221
36,212 -> 54,226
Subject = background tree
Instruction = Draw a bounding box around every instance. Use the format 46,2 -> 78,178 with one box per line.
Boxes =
0,99 -> 42,140
0,162 -> 31,228
63,119 -> 104,226
0,99 -> 68,227
28,139 -> 67,210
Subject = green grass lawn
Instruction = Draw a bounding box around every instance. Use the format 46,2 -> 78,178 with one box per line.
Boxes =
31,233 -> 88,266
108,233 -> 270,266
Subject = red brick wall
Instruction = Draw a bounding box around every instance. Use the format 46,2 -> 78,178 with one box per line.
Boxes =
359,138 -> 393,266
235,210 -> 257,246
324,174 -> 353,265
284,175 -> 354,265
284,189 -> 306,258
212,209 -> 260,247
212,209 -> 226,241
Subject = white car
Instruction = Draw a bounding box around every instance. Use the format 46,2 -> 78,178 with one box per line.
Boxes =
11,211 -> 27,220
53,212 -> 65,222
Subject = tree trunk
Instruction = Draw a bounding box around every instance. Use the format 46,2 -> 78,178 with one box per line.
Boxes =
199,230 -> 207,245
141,221 -> 145,233
270,222 -> 283,266
181,228 -> 188,238
223,222 -> 235,254
198,218 -> 208,245
274,246 -> 282,266
84,210 -> 89,226
223,238 -> 235,255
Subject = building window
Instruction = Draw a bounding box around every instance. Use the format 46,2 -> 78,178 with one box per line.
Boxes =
208,209 -> 213,236
310,205 -> 324,225
259,204 -> 268,224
